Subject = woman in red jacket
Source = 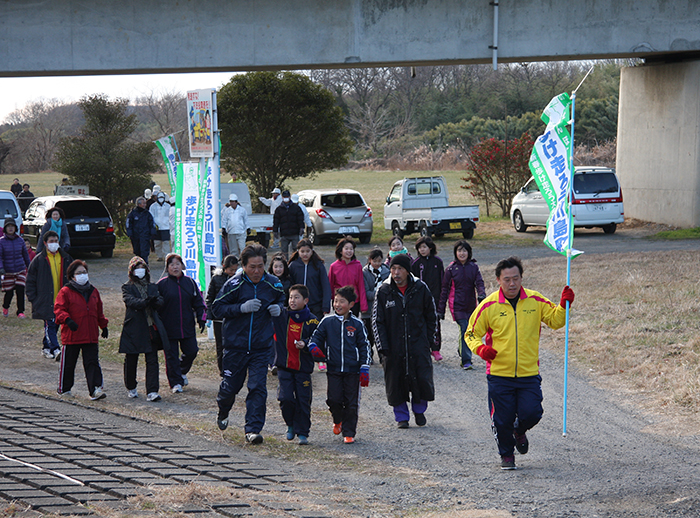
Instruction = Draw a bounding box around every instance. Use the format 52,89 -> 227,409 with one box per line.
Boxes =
54,259 -> 109,400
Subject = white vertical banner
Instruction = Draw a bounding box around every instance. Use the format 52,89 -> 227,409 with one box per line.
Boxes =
202,89 -> 221,274
174,162 -> 205,289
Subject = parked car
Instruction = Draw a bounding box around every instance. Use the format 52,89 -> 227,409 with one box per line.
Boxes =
0,190 -> 23,232
383,176 -> 479,239
297,189 -> 373,245
22,195 -> 116,257
510,166 -> 624,234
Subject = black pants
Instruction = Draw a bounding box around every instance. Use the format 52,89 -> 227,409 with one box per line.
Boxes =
58,343 -> 103,395
213,321 -> 224,377
163,336 -> 198,388
124,351 -> 159,394
3,285 -> 25,314
277,369 -> 313,437
326,372 -> 360,438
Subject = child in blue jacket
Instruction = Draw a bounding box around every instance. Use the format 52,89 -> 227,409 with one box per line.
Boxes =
307,285 -> 371,444
272,284 -> 319,445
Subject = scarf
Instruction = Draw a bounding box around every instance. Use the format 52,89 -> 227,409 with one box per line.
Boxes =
50,218 -> 62,239
289,305 -> 311,324
68,279 -> 92,303
389,247 -> 409,259
132,277 -> 155,326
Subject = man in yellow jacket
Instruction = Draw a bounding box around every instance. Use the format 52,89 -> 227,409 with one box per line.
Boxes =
466,256 -> 574,470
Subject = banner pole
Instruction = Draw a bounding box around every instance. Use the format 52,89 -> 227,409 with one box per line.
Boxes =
563,90 -> 576,437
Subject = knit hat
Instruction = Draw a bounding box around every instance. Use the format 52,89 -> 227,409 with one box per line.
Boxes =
389,254 -> 411,272
3,218 -> 16,232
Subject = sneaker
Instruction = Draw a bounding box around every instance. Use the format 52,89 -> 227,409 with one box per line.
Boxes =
53,349 -> 61,362
462,362 -> 473,370
414,413 -> 427,427
397,420 -> 409,429
332,422 -> 342,435
42,348 -> 54,359
514,432 -> 529,454
501,455 -> 516,470
298,435 -> 309,445
17,313 -> 26,319
171,384 -> 183,393
268,365 -> 278,376
286,426 -> 295,441
2,308 -> 8,317
90,387 -> 106,401
146,392 -> 161,402
431,350 -> 443,362
343,436 -> 355,444
57,389 -> 73,398
181,374 -> 189,386
128,388 -> 139,399
245,433 -> 263,444
318,362 -> 327,372
217,414 -> 229,431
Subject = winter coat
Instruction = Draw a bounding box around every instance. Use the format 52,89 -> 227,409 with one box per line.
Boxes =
0,233 -> 30,274
272,306 -> 319,374
437,259 -> 486,321
25,249 -> 72,320
411,255 -> 444,303
373,275 -> 437,406
156,274 -> 206,340
221,205 -> 249,235
54,284 -> 109,345
288,258 -> 332,314
149,200 -> 171,231
118,282 -> 170,354
273,202 -> 304,237
212,271 -> 285,352
206,270 -> 230,322
362,263 -> 390,319
308,313 -> 371,374
126,206 -> 156,240
36,220 -> 70,254
328,259 -> 368,313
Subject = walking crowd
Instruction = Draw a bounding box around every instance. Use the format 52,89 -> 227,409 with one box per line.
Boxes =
6,183 -> 575,470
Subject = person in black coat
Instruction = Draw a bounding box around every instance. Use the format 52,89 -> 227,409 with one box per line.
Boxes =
273,190 -> 305,258
373,254 -> 437,428
206,254 -> 239,377
411,236 -> 445,360
126,197 -> 156,264
119,256 -> 170,402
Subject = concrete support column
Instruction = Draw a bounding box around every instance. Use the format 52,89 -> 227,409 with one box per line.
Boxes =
617,60 -> 700,228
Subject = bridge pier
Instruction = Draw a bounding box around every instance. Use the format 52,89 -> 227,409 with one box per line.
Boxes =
617,60 -> 700,228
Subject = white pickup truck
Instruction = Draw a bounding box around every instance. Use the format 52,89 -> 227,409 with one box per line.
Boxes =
384,176 -> 480,239
220,182 -> 274,248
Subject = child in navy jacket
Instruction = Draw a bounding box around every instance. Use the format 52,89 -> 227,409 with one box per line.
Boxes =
307,286 -> 371,443
272,284 -> 319,445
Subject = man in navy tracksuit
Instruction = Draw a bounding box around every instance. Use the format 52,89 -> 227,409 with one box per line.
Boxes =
213,244 -> 285,444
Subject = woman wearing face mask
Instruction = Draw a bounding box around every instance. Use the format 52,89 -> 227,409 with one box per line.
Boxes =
54,260 -> 109,400
36,207 -> 70,254
119,257 -> 170,402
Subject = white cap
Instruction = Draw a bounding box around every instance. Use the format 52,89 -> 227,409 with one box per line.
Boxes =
153,184 -> 161,193
229,193 -> 239,202
291,194 -> 299,203
271,188 -> 281,195
144,189 -> 152,198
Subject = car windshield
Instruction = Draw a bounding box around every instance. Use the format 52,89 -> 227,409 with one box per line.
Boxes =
573,173 -> 618,196
321,193 -> 364,208
0,200 -> 18,219
55,200 -> 110,218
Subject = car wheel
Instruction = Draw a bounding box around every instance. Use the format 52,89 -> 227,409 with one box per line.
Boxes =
418,222 -> 431,238
462,228 -> 474,240
391,221 -> 404,239
359,233 -> 372,244
100,248 -> 114,258
513,210 -> 528,233
602,223 -> 617,234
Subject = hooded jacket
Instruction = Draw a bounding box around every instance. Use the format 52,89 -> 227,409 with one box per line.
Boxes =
373,274 -> 436,406
437,259 -> 486,320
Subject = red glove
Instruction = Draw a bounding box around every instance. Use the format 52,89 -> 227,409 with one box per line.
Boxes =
476,345 -> 498,362
560,286 -> 575,308
359,365 -> 370,387
307,343 -> 326,360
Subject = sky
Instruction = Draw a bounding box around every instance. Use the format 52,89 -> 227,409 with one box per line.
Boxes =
0,71 -> 236,122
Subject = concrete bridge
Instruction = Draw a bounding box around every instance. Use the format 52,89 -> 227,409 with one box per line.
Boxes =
2,0 -> 700,226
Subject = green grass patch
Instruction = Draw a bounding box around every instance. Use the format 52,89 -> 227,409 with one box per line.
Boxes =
650,227 -> 700,240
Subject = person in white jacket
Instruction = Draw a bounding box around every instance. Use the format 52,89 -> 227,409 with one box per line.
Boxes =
168,196 -> 176,242
292,194 -> 311,240
221,193 -> 249,257
259,187 -> 282,248
149,192 -> 171,261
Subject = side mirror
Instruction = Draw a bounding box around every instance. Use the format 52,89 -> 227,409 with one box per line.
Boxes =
386,196 -> 391,204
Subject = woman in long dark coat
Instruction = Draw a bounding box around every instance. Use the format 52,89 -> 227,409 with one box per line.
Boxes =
119,256 -> 170,402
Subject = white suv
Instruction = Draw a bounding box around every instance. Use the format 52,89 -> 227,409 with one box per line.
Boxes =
511,166 -> 624,234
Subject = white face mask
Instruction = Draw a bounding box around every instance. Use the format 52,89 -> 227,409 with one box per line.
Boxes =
282,197 -> 290,203
74,273 -> 89,286
47,242 -> 59,253
134,268 -> 146,279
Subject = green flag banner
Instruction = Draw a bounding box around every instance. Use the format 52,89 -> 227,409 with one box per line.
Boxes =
529,93 -> 582,257
154,135 -> 179,196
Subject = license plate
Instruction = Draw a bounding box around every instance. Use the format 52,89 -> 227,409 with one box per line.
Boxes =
75,224 -> 90,231
449,222 -> 461,229
588,204 -> 606,212
339,226 -> 359,234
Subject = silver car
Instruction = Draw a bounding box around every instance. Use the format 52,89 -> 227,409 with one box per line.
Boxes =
297,188 -> 373,245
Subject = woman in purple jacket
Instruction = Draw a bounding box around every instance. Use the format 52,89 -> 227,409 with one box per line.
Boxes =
0,218 -> 31,318
437,240 -> 486,370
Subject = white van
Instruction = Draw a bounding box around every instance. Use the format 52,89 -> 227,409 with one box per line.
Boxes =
0,190 -> 23,232
510,166 -> 624,234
